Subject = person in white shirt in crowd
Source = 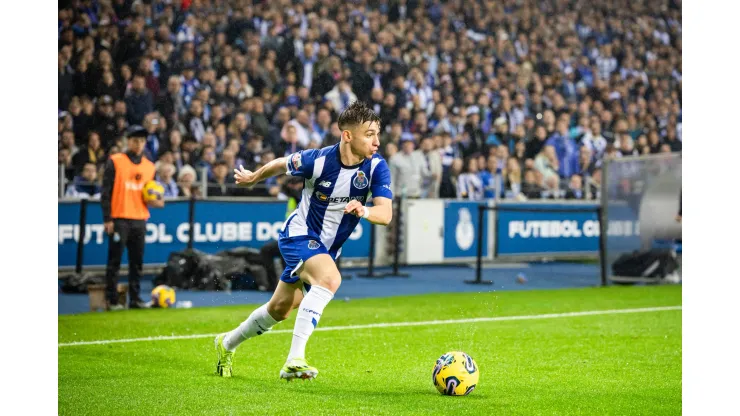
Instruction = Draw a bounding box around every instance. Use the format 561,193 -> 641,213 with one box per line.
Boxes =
414,136 -> 443,198
281,110 -> 313,149
390,134 -> 428,198
324,80 -> 358,114
534,145 -> 560,184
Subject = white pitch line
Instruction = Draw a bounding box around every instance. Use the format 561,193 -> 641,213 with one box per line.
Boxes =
58,305 -> 681,347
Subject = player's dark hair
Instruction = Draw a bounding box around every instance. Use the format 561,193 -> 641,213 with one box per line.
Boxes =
337,101 -> 381,131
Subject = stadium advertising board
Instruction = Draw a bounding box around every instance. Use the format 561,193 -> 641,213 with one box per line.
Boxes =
58,200 -> 370,268
442,201 -> 490,259
495,202 -> 640,256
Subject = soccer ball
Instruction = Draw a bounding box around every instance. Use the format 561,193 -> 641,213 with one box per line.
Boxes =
151,285 -> 176,308
432,351 -> 479,396
142,180 -> 164,202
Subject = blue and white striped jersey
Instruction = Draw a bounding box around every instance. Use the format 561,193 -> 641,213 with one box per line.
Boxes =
280,144 -> 393,253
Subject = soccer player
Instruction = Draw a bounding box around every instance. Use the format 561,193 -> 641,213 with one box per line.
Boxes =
214,101 -> 393,380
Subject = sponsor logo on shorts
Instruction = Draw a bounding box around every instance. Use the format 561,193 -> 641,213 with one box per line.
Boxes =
308,240 -> 320,250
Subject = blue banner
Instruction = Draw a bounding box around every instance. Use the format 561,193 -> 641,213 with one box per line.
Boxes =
58,199 -> 371,268
495,203 -> 641,256
443,201 -> 489,258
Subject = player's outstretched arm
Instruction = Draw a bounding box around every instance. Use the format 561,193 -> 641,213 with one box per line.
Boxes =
344,196 -> 393,226
234,157 -> 289,187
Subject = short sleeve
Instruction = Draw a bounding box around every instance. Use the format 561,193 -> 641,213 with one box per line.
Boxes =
285,149 -> 319,179
370,159 -> 393,199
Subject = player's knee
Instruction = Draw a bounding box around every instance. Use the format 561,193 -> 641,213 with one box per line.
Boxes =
314,273 -> 342,294
267,298 -> 293,321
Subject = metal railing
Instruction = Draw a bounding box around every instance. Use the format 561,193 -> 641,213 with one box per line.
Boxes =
58,164 -> 602,202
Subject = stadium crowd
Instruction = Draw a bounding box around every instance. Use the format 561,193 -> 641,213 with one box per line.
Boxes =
58,0 -> 682,201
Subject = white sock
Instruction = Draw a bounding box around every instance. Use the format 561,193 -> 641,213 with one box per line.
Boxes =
287,285 -> 334,362
223,303 -> 279,351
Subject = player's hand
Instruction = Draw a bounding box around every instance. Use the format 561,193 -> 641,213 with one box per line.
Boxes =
104,221 -> 114,235
344,200 -> 366,217
234,164 -> 257,187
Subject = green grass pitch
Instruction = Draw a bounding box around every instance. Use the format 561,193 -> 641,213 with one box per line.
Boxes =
58,285 -> 681,415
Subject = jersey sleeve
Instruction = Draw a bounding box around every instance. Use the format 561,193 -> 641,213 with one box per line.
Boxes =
370,159 -> 394,200
285,149 -> 319,179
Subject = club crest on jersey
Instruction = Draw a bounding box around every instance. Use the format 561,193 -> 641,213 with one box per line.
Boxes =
308,240 -> 320,250
353,171 -> 368,189
290,153 -> 302,170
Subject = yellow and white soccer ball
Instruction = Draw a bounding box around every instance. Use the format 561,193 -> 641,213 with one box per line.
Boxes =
142,180 -> 165,202
432,351 -> 479,396
151,285 -> 176,308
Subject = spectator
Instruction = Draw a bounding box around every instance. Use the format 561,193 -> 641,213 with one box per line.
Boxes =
72,131 -> 105,174
176,164 -> 198,198
504,157 -> 523,199
57,0 -> 681,203
124,73 -> 154,126
196,145 -> 217,181
156,162 -> 179,198
157,75 -> 185,127
415,136 -> 443,198
324,80 -> 357,114
186,99 -> 207,142
142,113 -> 162,161
525,124 -> 548,160
457,157 -> 484,200
390,135 -> 427,198
534,145 -> 560,183
439,158 -> 463,199
480,155 -> 498,199
94,95 -> 118,149
588,168 -> 602,200
207,160 -> 233,197
521,169 -> 543,200
565,175 -> 585,200
576,146 -> 596,178
60,129 -> 79,157
581,120 -> 608,160
546,120 -> 579,178
65,162 -> 101,199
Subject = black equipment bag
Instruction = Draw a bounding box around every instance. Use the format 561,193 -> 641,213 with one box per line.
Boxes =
611,248 -> 679,279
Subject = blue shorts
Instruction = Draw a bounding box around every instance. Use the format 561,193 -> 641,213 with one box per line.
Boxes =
278,235 -> 339,287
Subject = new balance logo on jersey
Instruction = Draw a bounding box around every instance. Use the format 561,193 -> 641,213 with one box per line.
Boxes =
318,181 -> 332,187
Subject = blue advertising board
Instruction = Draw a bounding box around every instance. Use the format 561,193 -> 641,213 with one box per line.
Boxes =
443,201 -> 489,259
494,203 -> 641,256
58,199 -> 371,268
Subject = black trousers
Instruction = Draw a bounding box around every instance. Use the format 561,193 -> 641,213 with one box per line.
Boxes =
105,219 -> 147,304
260,240 -> 285,291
